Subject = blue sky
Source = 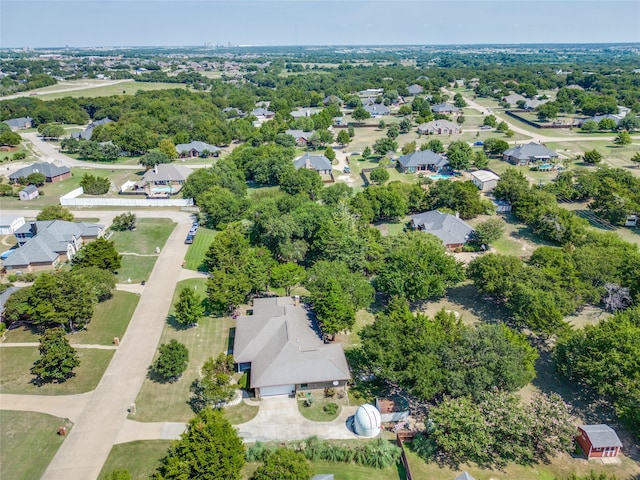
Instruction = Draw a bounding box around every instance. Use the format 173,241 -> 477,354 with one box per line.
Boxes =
1,1 -> 639,48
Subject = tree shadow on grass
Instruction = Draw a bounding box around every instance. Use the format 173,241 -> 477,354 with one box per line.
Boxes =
166,314 -> 191,331
441,283 -> 512,325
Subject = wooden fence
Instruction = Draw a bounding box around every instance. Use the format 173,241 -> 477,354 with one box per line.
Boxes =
396,431 -> 416,480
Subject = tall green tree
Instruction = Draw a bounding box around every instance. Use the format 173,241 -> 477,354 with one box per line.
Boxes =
151,339 -> 189,382
174,287 -> 205,327
71,238 -> 122,272
31,328 -> 80,384
252,449 -> 312,480
446,140 -> 473,171
36,205 -> 74,221
153,408 -> 245,480
613,130 -> 632,146
189,354 -> 236,412
269,263 -> 306,296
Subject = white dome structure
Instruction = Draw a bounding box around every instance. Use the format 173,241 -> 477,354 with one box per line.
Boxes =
354,404 -> 382,437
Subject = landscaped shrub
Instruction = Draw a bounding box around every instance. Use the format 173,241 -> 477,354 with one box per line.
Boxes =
323,402 -> 338,415
324,387 -> 336,398
303,397 -> 314,407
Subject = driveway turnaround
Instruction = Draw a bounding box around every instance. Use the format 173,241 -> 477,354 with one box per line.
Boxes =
41,216 -> 193,480
0,392 -> 92,423
235,396 -> 359,442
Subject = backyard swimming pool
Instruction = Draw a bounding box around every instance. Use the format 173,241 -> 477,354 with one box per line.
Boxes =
152,186 -> 174,193
429,174 -> 456,180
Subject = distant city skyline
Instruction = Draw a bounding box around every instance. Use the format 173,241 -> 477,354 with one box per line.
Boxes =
1,1 -> 639,49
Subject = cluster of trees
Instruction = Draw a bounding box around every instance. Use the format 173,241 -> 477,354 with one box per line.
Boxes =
0,122 -> 21,146
555,306 -> 640,435
79,173 -> 110,195
357,297 -> 537,401
414,391 -> 575,467
61,138 -> 121,162
111,212 -> 137,231
189,353 -> 237,411
468,234 -> 640,334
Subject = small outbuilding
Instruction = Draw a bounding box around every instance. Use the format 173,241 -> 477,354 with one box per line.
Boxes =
375,396 -> 409,423
470,170 -> 500,192
0,215 -> 25,235
354,404 -> 381,438
18,185 -> 39,201
576,424 -> 623,459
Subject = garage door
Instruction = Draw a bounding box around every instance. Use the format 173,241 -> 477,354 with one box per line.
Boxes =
260,384 -> 295,397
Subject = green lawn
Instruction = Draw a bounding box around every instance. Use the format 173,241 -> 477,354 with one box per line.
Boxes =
0,347 -> 114,395
183,227 -> 217,271
222,400 -> 260,425
116,255 -> 159,283
0,410 -> 74,480
3,291 -> 139,345
34,80 -> 188,101
98,440 -> 173,480
298,395 -> 345,422
110,218 -> 175,255
130,279 -> 236,422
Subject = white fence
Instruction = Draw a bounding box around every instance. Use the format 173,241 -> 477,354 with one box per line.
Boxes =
60,187 -> 194,207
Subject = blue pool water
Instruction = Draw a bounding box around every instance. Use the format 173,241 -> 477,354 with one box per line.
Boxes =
152,186 -> 174,193
429,174 -> 455,180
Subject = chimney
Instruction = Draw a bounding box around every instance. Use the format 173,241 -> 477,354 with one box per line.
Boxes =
293,295 -> 300,307
153,164 -> 158,174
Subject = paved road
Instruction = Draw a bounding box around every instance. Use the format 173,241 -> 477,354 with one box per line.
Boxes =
41,214 -> 193,480
0,392 -> 92,423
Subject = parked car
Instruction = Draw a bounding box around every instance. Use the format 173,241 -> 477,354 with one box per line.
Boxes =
473,141 -> 484,146
343,166 -> 351,173
185,235 -> 194,244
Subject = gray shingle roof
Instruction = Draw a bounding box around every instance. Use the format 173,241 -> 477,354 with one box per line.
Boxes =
431,103 -> 460,113
0,286 -> 21,314
71,117 -> 113,140
411,210 -> 474,246
20,185 -> 39,194
3,117 -> 32,128
417,120 -> 461,132
139,164 -> 193,183
408,84 -> 424,95
290,108 -> 321,118
2,237 -> 59,266
234,297 -> 351,389
9,162 -> 70,182
175,141 -> 219,153
580,425 -> 623,448
398,150 -> 448,168
455,473 -> 476,480
294,153 -> 332,172
251,108 -> 274,117
285,129 -> 314,140
503,142 -> 558,160
323,95 -> 342,105
363,103 -> 390,115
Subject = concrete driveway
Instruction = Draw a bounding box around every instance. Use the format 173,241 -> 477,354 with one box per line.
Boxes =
235,396 -> 360,442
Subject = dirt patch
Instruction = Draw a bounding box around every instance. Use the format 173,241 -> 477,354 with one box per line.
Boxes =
565,305 -> 610,329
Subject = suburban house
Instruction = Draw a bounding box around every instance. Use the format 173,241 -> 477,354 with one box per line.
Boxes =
523,98 -> 548,110
0,216 -> 25,235
582,113 -> 625,127
250,107 -> 275,119
4,220 -> 104,272
175,140 -> 220,158
222,107 -> 247,117
470,170 -> 500,191
233,296 -> 351,398
18,184 -> 39,201
285,129 -> 315,147
417,120 -> 461,135
3,116 -> 33,130
136,164 -> 193,189
407,84 -> 424,95
323,95 -> 342,106
290,107 -> 321,118
397,149 -> 449,174
410,210 -> 475,250
71,117 -> 113,140
9,162 -> 71,183
359,88 -> 384,95
502,142 -> 559,166
576,425 -> 623,459
375,396 -> 409,423
502,93 -> 527,106
363,103 -> 390,117
431,103 -> 460,115
293,153 -> 333,175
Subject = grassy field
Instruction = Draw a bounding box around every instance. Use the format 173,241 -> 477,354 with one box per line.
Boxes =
404,446 -> 640,480
3,290 -> 139,345
183,227 -> 217,271
243,460 -> 401,480
130,278 -> 236,422
0,347 -> 114,395
115,255 -> 159,284
0,410 -> 73,480
34,80 -> 188,101
222,400 -> 260,425
98,440 -> 173,480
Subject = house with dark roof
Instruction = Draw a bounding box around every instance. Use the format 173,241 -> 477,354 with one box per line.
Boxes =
175,141 -> 220,158
397,150 -> 449,174
410,210 -> 474,250
581,113 -> 624,127
363,103 -> 390,117
502,93 -> 527,106
407,84 -> 424,95
233,296 -> 351,398
9,162 -> 71,183
293,153 -> 333,175
4,220 -> 104,272
250,107 -> 275,119
285,130 -> 315,147
576,425 -> 622,459
417,120 -> 461,135
18,184 -> 39,201
71,117 -> 113,141
431,103 -> 460,115
3,117 -> 32,130
502,142 -> 559,166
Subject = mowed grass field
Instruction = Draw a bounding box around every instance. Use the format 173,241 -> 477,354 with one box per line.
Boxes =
0,411 -> 74,480
3,290 -> 139,345
130,278 -> 236,422
33,80 -> 188,101
183,227 -> 216,271
0,347 -> 114,395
